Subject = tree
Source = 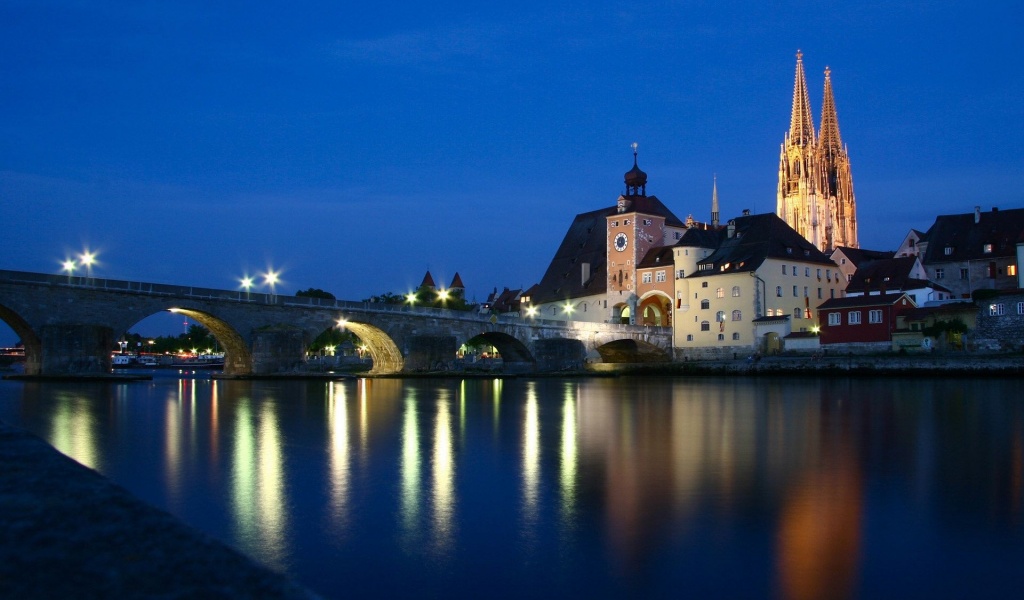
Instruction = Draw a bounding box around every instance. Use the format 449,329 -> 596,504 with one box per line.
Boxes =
296,288 -> 336,300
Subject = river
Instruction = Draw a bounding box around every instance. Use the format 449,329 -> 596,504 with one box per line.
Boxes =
1,373 -> 1023,598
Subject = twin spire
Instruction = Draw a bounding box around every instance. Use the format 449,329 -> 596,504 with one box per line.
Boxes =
789,49 -> 844,153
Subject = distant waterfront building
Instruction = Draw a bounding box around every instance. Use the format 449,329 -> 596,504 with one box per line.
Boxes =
777,51 -> 858,252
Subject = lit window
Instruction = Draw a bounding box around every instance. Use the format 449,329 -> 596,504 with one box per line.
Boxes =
828,312 -> 841,325
849,311 -> 862,325
716,311 -> 726,322
1009,265 -> 1018,277
989,303 -> 1005,316
716,287 -> 725,298
983,243 -> 993,253
869,309 -> 883,324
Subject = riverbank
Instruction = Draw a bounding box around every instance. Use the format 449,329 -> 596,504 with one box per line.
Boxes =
0,421 -> 317,599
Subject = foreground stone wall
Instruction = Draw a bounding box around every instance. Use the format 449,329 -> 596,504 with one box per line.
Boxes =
0,422 -> 315,599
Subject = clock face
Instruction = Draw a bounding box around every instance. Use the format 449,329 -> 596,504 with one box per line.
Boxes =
614,233 -> 628,252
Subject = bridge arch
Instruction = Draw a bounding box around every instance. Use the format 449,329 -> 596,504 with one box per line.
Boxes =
594,338 -> 671,363
638,291 -> 673,327
160,308 -> 252,375
0,301 -> 41,375
461,331 -> 535,370
342,321 -> 403,374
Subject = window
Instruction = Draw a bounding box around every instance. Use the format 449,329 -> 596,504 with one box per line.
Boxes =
676,269 -> 685,279
643,219 -> 652,226
793,265 -> 798,276
847,274 -> 853,282
642,272 -> 652,284
732,332 -> 740,340
731,310 -> 742,321
804,286 -> 809,297
826,269 -> 831,280
944,246 -> 953,255
701,321 -> 710,331
830,289 -> 835,298
702,282 -> 708,288
1017,302 -> 1024,315
817,288 -> 822,299
987,262 -> 996,278
776,286 -> 783,297
794,308 -> 802,319
732,286 -> 741,297
655,271 -> 666,283
816,268 -> 822,279
989,303 -> 1005,316
1009,265 -> 1017,277
828,312 -> 841,325
983,243 -> 993,253
869,309 -> 883,324
686,334 -> 693,341
841,258 -> 847,265
701,299 -> 710,309
960,268 -> 969,280
674,232 -> 681,240
805,267 -> 810,277
611,220 -> 618,227
849,311 -> 862,325
782,265 -> 787,275
718,333 -> 725,341
793,285 -> 798,297
935,268 -> 945,280
716,311 -> 726,322
716,287 -> 725,298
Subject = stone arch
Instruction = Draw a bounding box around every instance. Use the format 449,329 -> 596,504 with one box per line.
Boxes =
612,303 -> 631,325
0,301 -> 41,375
638,292 -> 673,327
342,321 -> 403,375
594,338 -> 671,363
462,331 -> 535,368
159,308 -> 252,375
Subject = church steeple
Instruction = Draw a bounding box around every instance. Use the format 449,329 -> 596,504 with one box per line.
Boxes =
819,66 -> 843,157
788,50 -> 816,148
711,175 -> 720,228
623,142 -> 647,197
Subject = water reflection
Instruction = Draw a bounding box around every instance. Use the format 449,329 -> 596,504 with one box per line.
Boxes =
3,376 -> 1024,598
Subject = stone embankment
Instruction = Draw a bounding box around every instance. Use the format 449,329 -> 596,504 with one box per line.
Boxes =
589,354 -> 1024,376
0,422 -> 317,599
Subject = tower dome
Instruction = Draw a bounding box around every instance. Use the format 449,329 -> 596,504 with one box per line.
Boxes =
624,142 -> 647,196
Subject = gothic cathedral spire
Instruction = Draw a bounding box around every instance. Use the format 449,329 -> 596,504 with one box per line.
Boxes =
777,52 -> 858,252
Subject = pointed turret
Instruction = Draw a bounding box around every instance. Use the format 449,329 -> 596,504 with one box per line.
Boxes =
449,272 -> 465,293
788,50 -> 816,148
419,270 -> 436,290
711,175 -> 720,228
819,66 -> 843,157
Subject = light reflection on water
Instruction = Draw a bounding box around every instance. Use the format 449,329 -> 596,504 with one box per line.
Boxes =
2,375 -> 1024,598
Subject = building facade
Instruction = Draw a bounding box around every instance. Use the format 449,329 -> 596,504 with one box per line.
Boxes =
777,51 -> 858,252
818,293 -> 916,347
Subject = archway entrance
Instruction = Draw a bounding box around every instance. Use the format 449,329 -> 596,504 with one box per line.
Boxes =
638,295 -> 672,326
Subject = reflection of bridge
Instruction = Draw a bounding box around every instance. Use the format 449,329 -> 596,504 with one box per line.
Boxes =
0,269 -> 672,376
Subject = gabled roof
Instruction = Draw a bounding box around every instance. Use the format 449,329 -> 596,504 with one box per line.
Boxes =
921,207 -> 1024,263
419,271 -> 436,289
831,246 -> 893,266
637,246 -> 675,269
818,293 -> 914,310
690,212 -> 834,278
676,227 -> 721,248
531,196 -> 684,304
845,256 -> 921,293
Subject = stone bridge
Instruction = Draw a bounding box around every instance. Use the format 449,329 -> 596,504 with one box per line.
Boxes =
0,269 -> 673,376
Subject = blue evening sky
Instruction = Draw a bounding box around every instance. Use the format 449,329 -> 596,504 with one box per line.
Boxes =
2,1 -> 1022,340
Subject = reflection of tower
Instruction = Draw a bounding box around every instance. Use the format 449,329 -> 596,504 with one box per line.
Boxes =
777,51 -> 858,252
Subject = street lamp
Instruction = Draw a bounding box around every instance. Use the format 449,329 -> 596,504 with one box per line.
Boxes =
263,269 -> 280,298
61,259 -> 76,283
239,275 -> 254,300
405,292 -> 417,306
79,250 -> 97,282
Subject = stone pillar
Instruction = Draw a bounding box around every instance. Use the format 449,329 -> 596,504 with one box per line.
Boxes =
251,327 -> 307,374
404,335 -> 456,372
532,338 -> 586,372
40,323 -> 114,375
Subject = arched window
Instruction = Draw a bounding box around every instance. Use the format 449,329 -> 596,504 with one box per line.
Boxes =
732,332 -> 740,340
700,321 -> 710,331
716,287 -> 724,298
700,299 -> 710,310
732,310 -> 742,321
732,286 -> 740,297
794,307 -> 802,318
716,311 -> 726,322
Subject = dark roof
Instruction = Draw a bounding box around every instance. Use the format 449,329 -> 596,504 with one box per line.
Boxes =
832,246 -> 893,266
921,207 -> 1024,263
817,293 -> 913,310
637,245 -> 675,269
484,287 -> 522,313
689,212 -> 834,278
676,227 -> 721,248
902,302 -> 978,321
449,272 -> 465,290
531,196 -> 684,303
752,315 -> 791,323
419,271 -> 436,289
785,331 -> 819,339
845,256 -> 921,293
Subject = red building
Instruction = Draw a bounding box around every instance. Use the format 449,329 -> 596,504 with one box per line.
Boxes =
817,293 -> 916,345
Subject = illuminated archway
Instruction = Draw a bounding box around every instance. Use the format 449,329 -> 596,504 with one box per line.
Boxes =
0,301 -> 41,375
613,303 -> 631,325
594,339 -> 671,363
162,308 -> 251,375
638,292 -> 672,326
340,321 -> 403,374
461,331 -> 535,370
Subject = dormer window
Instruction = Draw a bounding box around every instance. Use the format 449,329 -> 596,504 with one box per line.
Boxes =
983,243 -> 993,253
944,246 -> 954,256
803,249 -> 810,257
786,247 -> 793,255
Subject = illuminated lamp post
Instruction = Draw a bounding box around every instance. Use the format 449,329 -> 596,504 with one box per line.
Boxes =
61,259 -> 76,283
240,275 -> 254,300
263,269 -> 280,301
79,250 -> 97,284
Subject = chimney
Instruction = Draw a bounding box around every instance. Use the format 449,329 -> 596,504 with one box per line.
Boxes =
727,219 -> 736,238
993,206 -> 999,213
581,262 -> 591,286
742,208 -> 751,216
975,206 -> 981,223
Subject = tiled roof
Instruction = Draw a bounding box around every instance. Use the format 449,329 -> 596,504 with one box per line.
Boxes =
832,246 -> 893,266
637,246 -> 675,269
921,207 -> 1024,263
845,256 -> 921,293
690,212 -> 834,278
817,293 -> 912,309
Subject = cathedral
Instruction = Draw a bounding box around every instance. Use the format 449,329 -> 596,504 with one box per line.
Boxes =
777,51 -> 858,252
